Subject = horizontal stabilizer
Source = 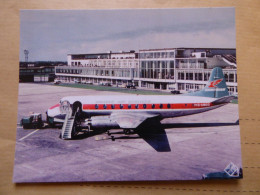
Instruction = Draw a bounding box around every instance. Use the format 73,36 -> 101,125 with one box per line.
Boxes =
212,96 -> 236,105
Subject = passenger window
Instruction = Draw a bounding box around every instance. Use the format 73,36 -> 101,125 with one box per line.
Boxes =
95,104 -> 98,109
111,104 -> 115,109
103,104 -> 107,109
143,104 -> 147,109
135,104 -> 139,109
152,104 -> 155,109
128,104 -> 131,109
159,104 -> 163,109
167,104 -> 171,108
120,104 -> 124,109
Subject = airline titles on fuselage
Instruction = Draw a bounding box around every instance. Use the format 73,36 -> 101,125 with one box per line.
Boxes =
95,100 -> 152,104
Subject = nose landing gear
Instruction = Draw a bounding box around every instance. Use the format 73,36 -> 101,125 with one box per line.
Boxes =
123,129 -> 135,135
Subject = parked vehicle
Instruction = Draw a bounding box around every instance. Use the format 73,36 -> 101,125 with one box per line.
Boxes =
54,79 -> 61,84
117,83 -> 126,88
86,81 -> 93,85
104,82 -> 112,86
171,90 -> 180,94
126,84 -> 136,89
99,82 -> 112,86
20,113 -> 44,129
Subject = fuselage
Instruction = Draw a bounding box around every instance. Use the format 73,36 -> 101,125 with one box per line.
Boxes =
54,94 -> 225,119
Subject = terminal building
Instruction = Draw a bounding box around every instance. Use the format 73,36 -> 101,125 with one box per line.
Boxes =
19,61 -> 66,82
20,66 -> 55,82
55,48 -> 237,94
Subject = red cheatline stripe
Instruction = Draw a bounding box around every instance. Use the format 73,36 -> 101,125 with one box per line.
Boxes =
82,103 -> 213,110
49,104 -> 60,109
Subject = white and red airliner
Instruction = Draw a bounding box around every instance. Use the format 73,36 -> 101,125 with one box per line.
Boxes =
47,67 -> 235,143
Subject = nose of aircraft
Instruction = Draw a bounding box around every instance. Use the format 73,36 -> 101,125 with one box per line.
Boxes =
60,100 -> 72,114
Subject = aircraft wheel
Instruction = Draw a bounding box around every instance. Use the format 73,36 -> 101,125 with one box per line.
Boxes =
71,125 -> 78,139
124,129 -> 131,135
71,109 -> 82,139
111,136 -> 115,141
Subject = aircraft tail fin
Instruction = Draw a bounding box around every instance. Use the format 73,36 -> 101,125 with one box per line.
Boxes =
185,67 -> 230,98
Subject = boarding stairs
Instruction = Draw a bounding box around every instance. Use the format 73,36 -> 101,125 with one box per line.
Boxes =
61,109 -> 75,140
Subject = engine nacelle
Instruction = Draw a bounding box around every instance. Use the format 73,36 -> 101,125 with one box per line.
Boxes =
83,116 -> 120,130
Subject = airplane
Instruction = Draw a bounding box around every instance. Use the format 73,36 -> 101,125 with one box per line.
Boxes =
46,67 -> 236,150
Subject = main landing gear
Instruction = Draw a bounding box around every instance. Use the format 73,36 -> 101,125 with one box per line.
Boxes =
106,130 -> 115,141
123,129 -> 135,135
105,129 -> 136,141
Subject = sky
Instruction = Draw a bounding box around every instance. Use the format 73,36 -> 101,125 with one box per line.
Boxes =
20,8 -> 236,61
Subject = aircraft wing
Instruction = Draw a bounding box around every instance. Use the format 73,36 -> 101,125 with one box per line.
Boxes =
111,112 -> 159,129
